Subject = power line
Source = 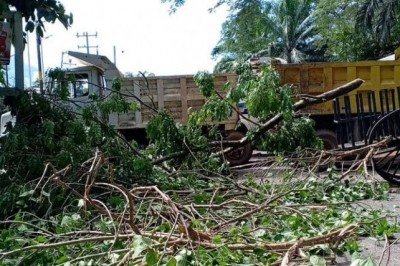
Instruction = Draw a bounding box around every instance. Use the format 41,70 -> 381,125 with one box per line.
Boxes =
76,32 -> 98,54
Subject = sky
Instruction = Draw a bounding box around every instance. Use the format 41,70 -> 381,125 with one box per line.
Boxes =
18,0 -> 228,85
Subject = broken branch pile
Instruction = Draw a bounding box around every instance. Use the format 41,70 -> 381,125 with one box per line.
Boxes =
0,150 -> 392,265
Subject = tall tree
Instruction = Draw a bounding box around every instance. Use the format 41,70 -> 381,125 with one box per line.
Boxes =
212,0 -> 319,69
316,0 -> 400,60
273,0 -> 317,63
357,0 -> 400,48
212,1 -> 272,67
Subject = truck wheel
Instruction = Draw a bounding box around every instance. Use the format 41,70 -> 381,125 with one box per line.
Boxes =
224,131 -> 253,165
316,129 -> 338,150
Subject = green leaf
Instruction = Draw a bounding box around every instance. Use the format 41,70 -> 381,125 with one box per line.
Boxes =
194,71 -> 214,98
41,190 -> 50,197
166,257 -> 177,266
19,190 -> 34,197
129,103 -> 138,111
145,250 -> 158,266
17,224 -> 28,232
344,240 -> 360,254
131,236 -> 150,258
36,235 -> 48,243
55,255 -> 69,264
212,235 -> 222,244
71,213 -> 81,221
25,21 -> 35,32
350,258 -> 376,266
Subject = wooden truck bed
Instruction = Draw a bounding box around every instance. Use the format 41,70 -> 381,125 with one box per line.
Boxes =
110,73 -> 239,130
110,58 -> 400,130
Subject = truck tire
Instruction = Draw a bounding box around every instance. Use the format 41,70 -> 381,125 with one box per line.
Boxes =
316,129 -> 338,150
224,131 -> 253,165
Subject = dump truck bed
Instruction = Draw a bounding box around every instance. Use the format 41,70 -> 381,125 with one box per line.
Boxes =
272,60 -> 400,115
110,73 -> 239,130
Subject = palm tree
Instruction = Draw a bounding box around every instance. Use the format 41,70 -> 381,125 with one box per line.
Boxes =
212,0 -> 318,69
270,0 -> 316,63
357,0 -> 400,46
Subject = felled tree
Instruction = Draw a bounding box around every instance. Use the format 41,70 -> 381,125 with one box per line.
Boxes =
192,63 -> 322,154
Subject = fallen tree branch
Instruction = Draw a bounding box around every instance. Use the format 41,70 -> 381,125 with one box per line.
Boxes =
211,79 -> 364,148
0,223 -> 359,259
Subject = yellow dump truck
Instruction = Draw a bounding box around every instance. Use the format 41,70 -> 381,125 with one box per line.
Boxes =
268,50 -> 400,148
57,50 -> 400,162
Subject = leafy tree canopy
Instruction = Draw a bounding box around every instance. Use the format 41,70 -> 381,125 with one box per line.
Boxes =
316,0 -> 400,61
357,0 -> 400,48
163,0 -> 400,62
212,0 -> 321,72
0,0 -> 73,37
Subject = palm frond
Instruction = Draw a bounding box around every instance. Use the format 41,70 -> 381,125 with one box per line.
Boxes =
356,0 -> 382,29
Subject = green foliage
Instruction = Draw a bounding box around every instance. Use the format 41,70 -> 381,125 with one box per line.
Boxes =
0,0 -> 73,36
193,94 -> 232,124
193,64 -> 322,153
212,0 -> 320,70
146,111 -> 222,174
191,72 -> 232,124
357,0 -> 400,49
193,73 -> 231,125
147,112 -> 187,156
0,68 -> 6,86
161,0 -> 185,13
315,0 -> 400,61
46,67 -> 72,99
256,117 -> 322,152
0,87 -> 153,218
96,78 -> 137,122
165,0 -> 400,64
0,172 -> 396,265
241,65 -> 293,121
194,71 -> 215,98
212,1 -> 272,63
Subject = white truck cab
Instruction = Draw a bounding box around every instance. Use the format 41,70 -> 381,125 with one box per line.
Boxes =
63,51 -> 122,97
0,111 -> 14,137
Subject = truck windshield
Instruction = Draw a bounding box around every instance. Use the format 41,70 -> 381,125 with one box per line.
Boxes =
69,73 -> 89,98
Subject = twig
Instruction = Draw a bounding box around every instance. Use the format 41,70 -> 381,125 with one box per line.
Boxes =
378,234 -> 389,266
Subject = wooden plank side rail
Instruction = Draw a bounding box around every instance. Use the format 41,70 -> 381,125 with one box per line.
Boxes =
113,58 -> 400,131
180,78 -> 188,123
115,74 -> 239,129
133,81 -> 142,127
157,79 -> 164,111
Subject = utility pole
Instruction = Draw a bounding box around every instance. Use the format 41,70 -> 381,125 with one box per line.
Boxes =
36,26 -> 44,94
113,46 -> 116,66
13,12 -> 24,90
27,33 -> 32,87
76,32 -> 98,54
